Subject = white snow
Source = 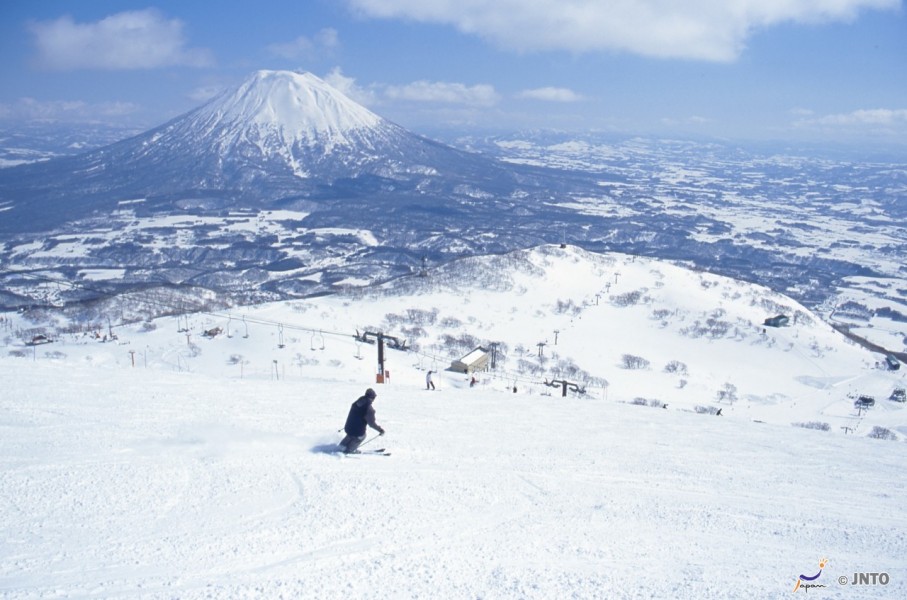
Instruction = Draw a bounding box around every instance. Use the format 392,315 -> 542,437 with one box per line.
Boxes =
306,228 -> 379,246
78,268 -> 127,281
2,245 -> 906,599
196,71 -> 384,148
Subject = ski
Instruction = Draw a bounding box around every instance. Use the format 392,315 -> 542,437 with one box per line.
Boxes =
355,448 -> 391,456
333,447 -> 391,457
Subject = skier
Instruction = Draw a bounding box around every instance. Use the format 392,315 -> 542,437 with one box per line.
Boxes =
339,388 -> 385,453
426,370 -> 435,390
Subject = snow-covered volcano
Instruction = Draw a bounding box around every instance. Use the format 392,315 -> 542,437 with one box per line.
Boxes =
200,70 -> 384,144
0,70 -> 507,234
143,70 -> 432,180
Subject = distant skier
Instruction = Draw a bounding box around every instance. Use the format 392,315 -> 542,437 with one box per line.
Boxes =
338,388 -> 385,453
426,370 -> 435,390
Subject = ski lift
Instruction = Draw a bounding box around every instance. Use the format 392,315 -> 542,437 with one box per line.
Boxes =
355,341 -> 363,360
356,329 -> 375,344
242,316 -> 249,339
226,315 -> 233,338
278,324 -> 285,349
311,330 -> 325,351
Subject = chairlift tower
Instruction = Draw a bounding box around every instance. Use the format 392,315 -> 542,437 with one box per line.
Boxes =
359,330 -> 407,383
545,378 -> 586,398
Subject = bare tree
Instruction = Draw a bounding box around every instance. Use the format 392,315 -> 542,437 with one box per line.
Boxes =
621,354 -> 650,370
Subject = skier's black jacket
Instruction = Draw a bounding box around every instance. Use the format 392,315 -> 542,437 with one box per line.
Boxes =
344,395 -> 378,437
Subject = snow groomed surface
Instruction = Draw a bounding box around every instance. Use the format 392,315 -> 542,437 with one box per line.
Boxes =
1,360 -> 905,599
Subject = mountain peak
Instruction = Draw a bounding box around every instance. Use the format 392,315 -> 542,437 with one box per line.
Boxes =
0,68 -> 504,234
192,70 -> 384,146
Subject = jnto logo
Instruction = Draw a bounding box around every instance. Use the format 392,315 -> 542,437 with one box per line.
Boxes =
793,558 -> 828,592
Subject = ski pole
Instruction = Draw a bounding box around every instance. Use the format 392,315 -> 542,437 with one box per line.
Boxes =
359,433 -> 382,449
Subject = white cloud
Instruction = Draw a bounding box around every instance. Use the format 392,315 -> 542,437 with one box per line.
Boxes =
27,9 -> 213,70
345,0 -> 899,61
188,85 -> 226,104
323,67 -> 379,106
793,107 -> 907,137
660,115 -> 712,127
267,28 -> 340,60
811,108 -> 907,126
0,97 -> 140,121
517,87 -> 584,102
385,80 -> 499,106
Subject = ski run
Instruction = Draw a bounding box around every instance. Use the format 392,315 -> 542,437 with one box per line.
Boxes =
2,245 -> 906,599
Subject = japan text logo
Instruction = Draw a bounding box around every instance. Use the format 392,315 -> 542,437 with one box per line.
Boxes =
793,558 -> 828,592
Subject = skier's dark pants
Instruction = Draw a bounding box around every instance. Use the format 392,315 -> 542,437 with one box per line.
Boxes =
339,433 -> 366,453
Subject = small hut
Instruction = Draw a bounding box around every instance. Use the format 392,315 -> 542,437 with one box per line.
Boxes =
450,347 -> 490,374
26,334 -> 52,346
763,315 -> 790,327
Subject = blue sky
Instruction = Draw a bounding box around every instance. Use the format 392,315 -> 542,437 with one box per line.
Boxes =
1,0 -> 905,146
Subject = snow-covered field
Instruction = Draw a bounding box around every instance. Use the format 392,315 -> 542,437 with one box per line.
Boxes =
2,246 -> 906,598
